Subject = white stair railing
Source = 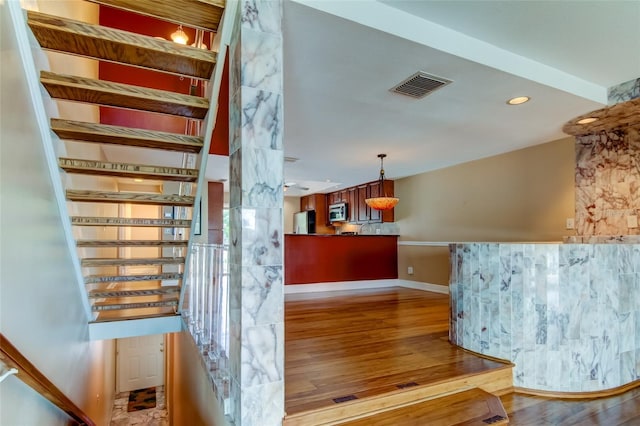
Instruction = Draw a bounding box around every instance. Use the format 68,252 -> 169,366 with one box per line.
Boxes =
183,243 -> 231,414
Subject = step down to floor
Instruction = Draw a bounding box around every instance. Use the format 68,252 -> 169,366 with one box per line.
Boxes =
87,0 -> 225,32
66,190 -> 194,206
27,10 -> 216,79
59,158 -> 198,182
89,286 -> 181,298
336,388 -> 508,426
40,71 -> 209,119
92,299 -> 178,311
84,272 -> 183,284
82,257 -> 185,267
72,217 -> 191,227
51,119 -> 204,153
77,239 -> 188,247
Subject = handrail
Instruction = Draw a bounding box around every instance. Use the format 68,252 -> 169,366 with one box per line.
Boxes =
0,333 -> 96,426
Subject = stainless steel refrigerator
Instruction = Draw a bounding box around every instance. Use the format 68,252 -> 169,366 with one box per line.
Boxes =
293,210 -> 316,234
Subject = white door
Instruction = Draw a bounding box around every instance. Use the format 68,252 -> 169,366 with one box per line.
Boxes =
117,334 -> 165,392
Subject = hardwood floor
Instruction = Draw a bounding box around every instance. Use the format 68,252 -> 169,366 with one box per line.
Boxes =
502,390 -> 640,425
284,286 -> 640,425
284,288 -> 511,421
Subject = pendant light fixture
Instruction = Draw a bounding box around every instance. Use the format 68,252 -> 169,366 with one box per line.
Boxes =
171,25 -> 189,45
365,154 -> 399,211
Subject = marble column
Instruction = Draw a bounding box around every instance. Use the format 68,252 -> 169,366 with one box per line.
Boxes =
228,1 -> 284,425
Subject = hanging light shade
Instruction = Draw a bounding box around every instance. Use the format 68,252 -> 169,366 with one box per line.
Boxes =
171,25 -> 189,45
365,154 -> 399,211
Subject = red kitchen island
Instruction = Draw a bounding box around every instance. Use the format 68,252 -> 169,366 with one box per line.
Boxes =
284,234 -> 398,285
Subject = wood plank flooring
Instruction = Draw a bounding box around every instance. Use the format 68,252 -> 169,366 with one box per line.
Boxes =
285,288 -> 511,419
285,287 -> 640,425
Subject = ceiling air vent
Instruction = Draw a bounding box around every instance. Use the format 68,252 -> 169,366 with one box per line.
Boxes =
390,71 -> 452,99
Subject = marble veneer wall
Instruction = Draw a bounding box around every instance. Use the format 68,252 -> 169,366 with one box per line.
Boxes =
575,78 -> 640,236
228,1 -> 285,425
450,243 -> 640,392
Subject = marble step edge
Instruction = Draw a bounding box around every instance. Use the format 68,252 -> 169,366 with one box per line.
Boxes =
27,10 -> 216,79
91,299 -> 178,311
59,157 -> 198,182
40,70 -> 209,119
81,256 -> 185,267
51,119 -> 203,153
84,272 -> 183,284
88,286 -> 181,298
71,216 -> 191,227
77,239 -> 188,247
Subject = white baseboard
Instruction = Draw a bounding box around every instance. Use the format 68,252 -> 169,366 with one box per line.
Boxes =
284,279 -> 449,295
396,279 -> 450,294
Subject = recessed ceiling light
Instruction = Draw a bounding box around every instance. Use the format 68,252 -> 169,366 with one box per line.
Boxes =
577,117 -> 598,124
133,178 -> 144,182
506,96 -> 531,105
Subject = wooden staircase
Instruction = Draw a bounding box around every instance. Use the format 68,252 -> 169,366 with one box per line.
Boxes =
25,0 -> 227,328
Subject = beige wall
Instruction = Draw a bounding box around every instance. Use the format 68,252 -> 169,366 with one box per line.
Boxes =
167,331 -> 228,425
284,196 -> 301,234
396,137 -> 576,285
1,3 -> 115,425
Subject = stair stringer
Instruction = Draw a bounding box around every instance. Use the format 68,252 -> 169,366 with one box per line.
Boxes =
7,2 -> 93,321
178,0 -> 238,315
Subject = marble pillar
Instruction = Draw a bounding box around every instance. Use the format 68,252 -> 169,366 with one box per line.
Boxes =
574,78 -> 640,236
228,1 -> 284,425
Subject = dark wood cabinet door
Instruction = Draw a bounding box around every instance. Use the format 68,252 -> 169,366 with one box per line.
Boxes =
357,185 -> 370,222
339,190 -> 347,203
347,188 -> 358,222
368,182 -> 382,223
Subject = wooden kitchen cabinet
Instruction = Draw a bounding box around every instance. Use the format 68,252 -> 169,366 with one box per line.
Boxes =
323,180 -> 395,224
347,188 -> 358,223
357,185 -> 369,222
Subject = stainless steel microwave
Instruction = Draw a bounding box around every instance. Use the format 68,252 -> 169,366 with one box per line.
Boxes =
328,202 -> 348,222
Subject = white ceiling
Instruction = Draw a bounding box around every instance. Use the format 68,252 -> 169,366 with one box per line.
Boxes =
273,0 -> 640,196
106,1 -> 640,197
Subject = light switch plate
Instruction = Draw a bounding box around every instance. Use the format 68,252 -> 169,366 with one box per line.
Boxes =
565,218 -> 575,230
407,266 -> 414,275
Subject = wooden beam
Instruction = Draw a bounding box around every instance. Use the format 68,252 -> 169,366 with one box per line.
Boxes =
51,119 -> 204,153
28,10 -> 216,79
66,190 -> 194,206
41,71 -> 209,119
87,0 -> 225,31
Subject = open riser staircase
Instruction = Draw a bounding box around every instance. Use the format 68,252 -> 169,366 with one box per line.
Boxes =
24,0 -> 229,336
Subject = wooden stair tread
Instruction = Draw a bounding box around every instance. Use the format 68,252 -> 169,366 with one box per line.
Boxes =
87,0 -> 225,31
51,119 -> 203,153
40,71 -> 209,119
81,257 -> 185,266
72,216 -> 191,227
66,190 -> 194,206
92,299 -> 178,311
59,157 -> 198,182
77,239 -> 188,247
336,388 -> 508,426
89,286 -> 180,298
91,310 -> 179,323
84,272 -> 182,284
27,10 -> 216,79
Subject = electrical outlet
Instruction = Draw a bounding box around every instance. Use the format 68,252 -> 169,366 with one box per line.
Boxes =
565,218 -> 575,230
627,215 -> 638,229
407,266 -> 414,275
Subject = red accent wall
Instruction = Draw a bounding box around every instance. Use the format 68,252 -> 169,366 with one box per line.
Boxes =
284,235 -> 398,285
97,5 -> 228,155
